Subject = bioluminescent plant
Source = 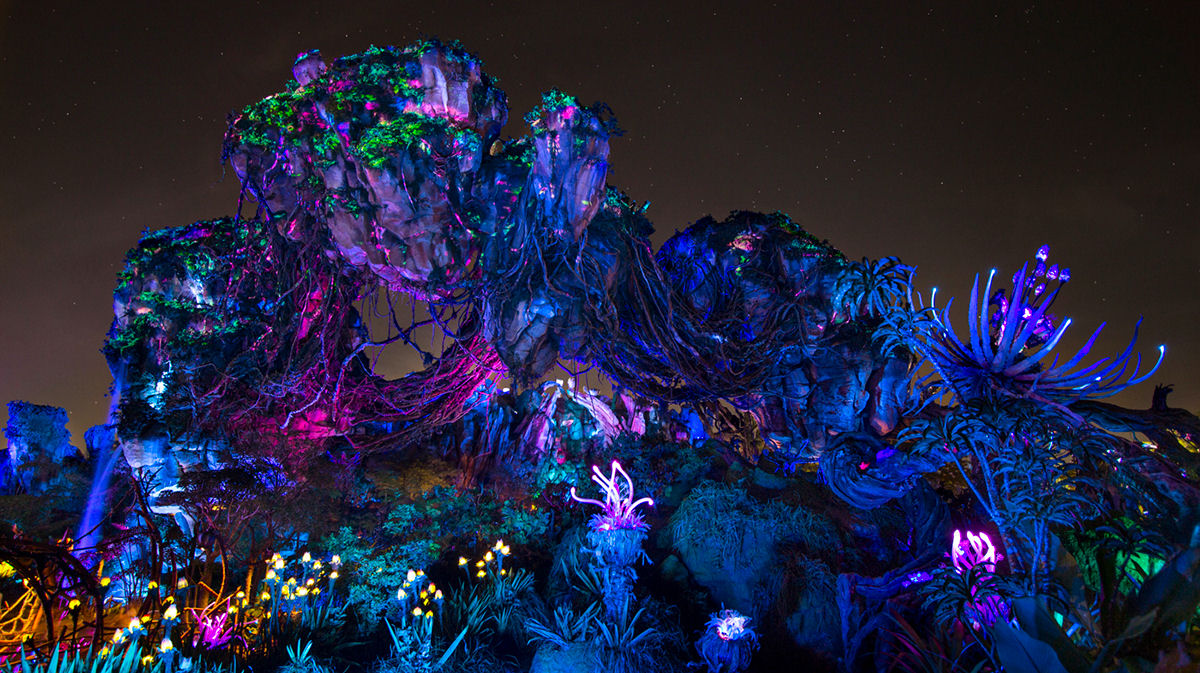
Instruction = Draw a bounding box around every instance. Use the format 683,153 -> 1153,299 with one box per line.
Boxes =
951,529 -> 1001,574
944,528 -> 1008,629
697,609 -> 759,673
922,245 -> 1164,404
705,609 -> 755,642
569,460 -> 655,532
190,607 -> 239,651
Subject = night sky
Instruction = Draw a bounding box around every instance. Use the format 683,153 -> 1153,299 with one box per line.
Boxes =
1,2 -> 1197,440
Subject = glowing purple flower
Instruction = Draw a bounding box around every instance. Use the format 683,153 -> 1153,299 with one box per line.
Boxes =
951,529 -> 1001,574
949,529 -> 1008,628
191,608 -> 240,650
569,460 -> 655,532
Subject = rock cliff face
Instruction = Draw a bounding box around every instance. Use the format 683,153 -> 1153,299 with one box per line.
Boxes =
226,44 -> 511,299
106,40 -> 915,509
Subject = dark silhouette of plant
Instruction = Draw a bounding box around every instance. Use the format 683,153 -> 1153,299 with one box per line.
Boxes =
832,256 -> 916,320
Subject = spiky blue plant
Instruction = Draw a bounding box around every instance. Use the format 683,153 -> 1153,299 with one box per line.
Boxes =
920,246 -> 1163,404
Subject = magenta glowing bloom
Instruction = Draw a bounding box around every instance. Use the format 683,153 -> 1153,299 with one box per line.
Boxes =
569,460 -> 655,532
950,529 -> 1009,628
951,529 -> 1001,573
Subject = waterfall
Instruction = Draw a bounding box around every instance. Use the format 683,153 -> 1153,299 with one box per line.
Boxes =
77,369 -> 124,555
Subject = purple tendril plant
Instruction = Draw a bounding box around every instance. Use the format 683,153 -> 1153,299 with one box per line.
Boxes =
190,605 -> 243,650
951,529 -> 1001,573
569,460 -> 655,532
950,529 -> 1008,628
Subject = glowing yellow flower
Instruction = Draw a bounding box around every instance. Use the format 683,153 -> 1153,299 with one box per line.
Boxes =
476,570 -> 486,578
475,560 -> 485,568
147,581 -> 159,590
397,588 -> 407,600
412,607 -> 423,616
296,587 -> 308,597
302,552 -> 312,563
331,555 -> 341,565
68,599 -> 81,611
261,591 -> 271,601
266,569 -> 277,581
100,577 -> 111,587
406,569 -> 417,582
176,578 -> 188,589
142,655 -> 155,666
163,604 -> 179,621
160,638 -> 173,652
484,551 -> 494,562
330,570 -> 339,579
427,583 -> 436,593
458,557 -> 468,566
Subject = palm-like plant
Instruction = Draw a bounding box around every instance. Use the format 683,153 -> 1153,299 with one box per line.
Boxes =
832,256 -> 916,320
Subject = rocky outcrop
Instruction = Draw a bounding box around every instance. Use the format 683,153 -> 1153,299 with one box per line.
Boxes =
3,401 -> 77,494
106,40 -> 925,509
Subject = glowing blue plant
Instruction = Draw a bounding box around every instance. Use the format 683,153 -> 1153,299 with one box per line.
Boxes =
569,460 -> 655,532
922,245 -> 1164,404
570,460 -> 656,621
696,609 -> 759,673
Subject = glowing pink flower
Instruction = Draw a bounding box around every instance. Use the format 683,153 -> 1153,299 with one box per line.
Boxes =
951,529 -> 1001,573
